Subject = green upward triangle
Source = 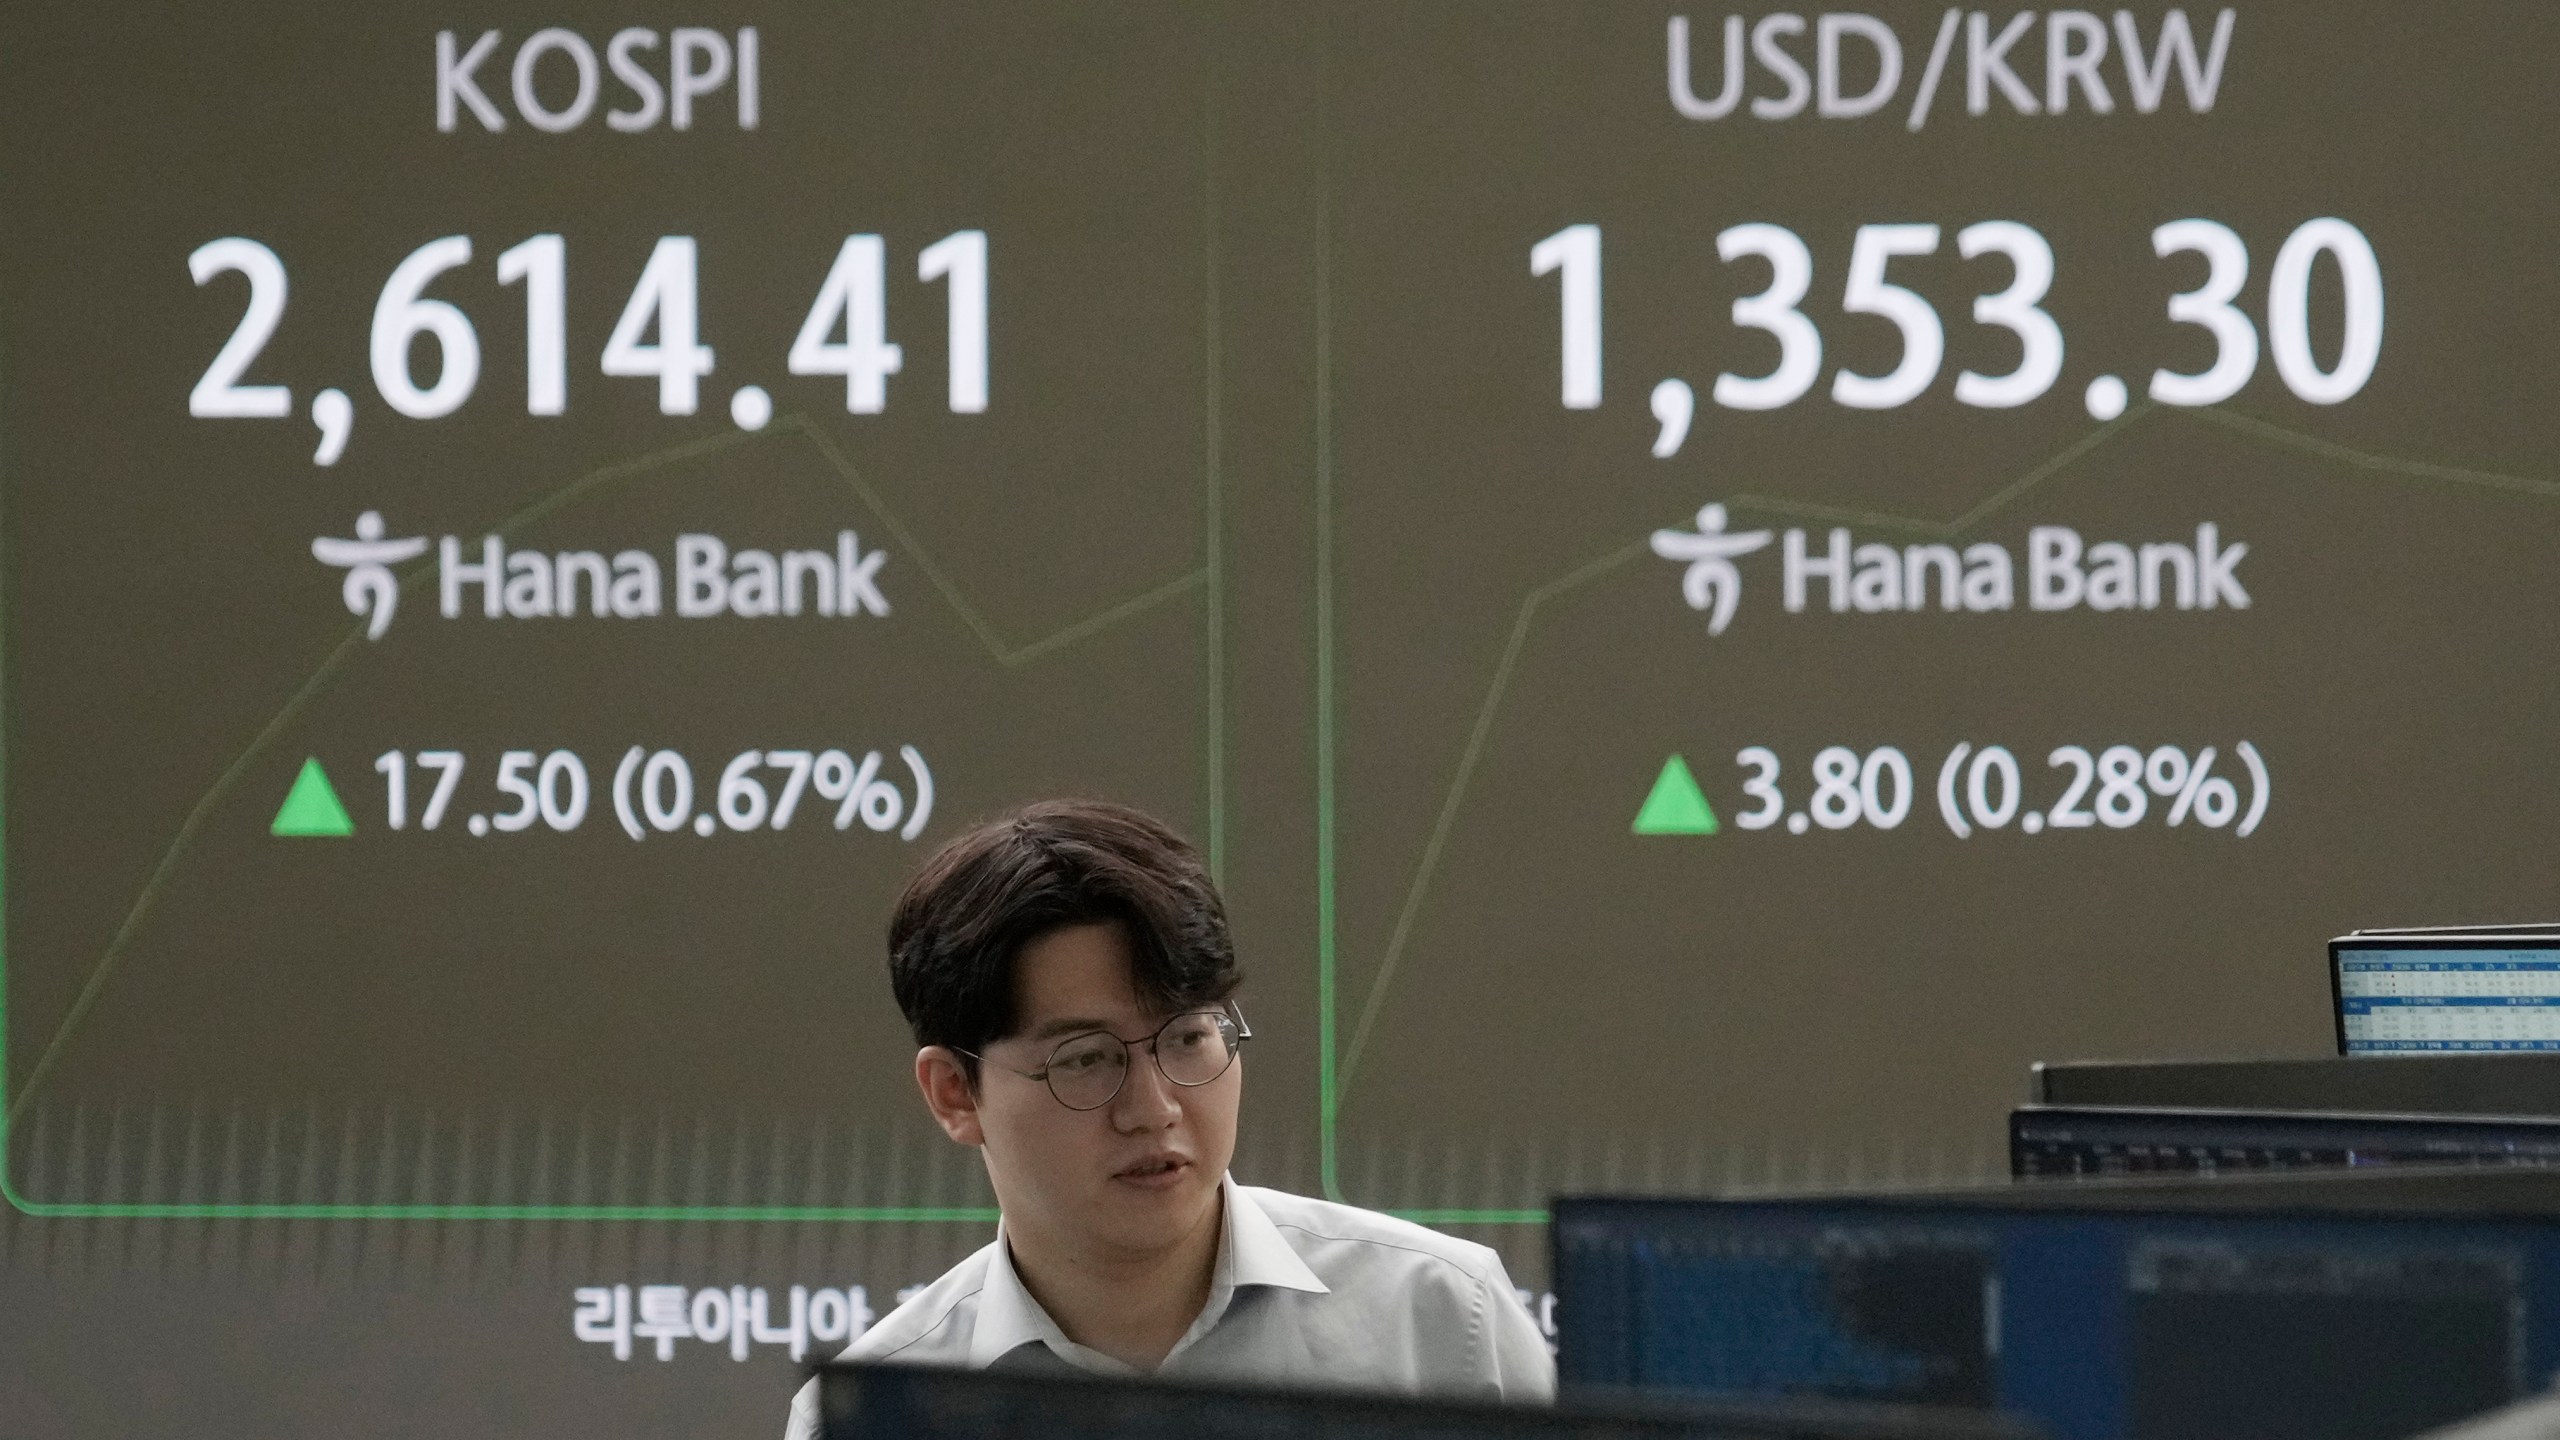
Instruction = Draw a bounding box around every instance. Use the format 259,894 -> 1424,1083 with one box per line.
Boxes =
1632,754 -> 1718,835
272,756 -> 355,837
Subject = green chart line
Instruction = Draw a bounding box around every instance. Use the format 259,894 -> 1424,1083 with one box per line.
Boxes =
1311,16 -> 1342,1205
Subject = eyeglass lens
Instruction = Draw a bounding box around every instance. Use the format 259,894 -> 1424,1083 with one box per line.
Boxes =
1042,1012 -> 1239,1110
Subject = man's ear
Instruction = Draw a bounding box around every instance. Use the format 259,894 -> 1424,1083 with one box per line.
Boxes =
915,1047 -> 986,1146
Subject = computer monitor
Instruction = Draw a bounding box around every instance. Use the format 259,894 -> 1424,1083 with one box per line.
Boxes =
2010,1105 -> 2560,1178
2332,935 -> 2560,1055
2031,1055 -> 2560,1115
1554,1190 -> 2560,1440
810,1359 -> 2040,1440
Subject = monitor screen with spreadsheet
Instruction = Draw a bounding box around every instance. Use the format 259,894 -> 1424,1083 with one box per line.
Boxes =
1553,1192 -> 2560,1440
2331,939 -> 2560,1055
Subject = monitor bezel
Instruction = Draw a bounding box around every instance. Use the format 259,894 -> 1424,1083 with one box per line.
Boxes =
812,1356 -> 2044,1440
2006,1102 -> 2560,1178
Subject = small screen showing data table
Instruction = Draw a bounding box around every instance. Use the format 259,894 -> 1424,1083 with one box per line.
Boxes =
2337,949 -> 2560,1054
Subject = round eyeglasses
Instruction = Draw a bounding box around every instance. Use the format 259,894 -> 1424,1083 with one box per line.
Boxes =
959,1007 -> 1250,1112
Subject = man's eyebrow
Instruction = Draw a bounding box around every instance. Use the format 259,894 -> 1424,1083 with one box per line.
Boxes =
1024,1016 -> 1117,1042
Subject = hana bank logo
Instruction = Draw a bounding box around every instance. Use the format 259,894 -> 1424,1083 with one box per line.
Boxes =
311,510 -> 430,639
1650,503 -> 1774,636
1651,498 -> 2250,634
309,511 -> 892,638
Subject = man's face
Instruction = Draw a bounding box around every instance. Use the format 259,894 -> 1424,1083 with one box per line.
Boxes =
959,922 -> 1239,1259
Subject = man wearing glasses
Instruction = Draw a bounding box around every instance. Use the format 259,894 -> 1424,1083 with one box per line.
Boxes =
783,799 -> 1553,1436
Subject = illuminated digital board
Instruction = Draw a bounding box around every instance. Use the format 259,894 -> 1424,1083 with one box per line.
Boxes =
2,3 -> 2556,1229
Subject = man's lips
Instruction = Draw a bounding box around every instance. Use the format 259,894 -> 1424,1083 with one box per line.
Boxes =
1112,1154 -> 1194,1187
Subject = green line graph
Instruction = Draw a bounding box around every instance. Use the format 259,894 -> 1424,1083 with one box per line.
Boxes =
1312,18 -> 1342,1205
1203,36 -> 1228,890
11,1201 -> 1002,1223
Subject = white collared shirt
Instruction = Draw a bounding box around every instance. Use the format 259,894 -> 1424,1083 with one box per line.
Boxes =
782,1177 -> 1555,1437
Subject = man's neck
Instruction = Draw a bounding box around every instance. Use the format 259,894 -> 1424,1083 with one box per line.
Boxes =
1005,1188 -> 1225,1371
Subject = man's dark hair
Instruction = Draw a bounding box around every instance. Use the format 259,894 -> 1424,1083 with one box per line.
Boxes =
887,799 -> 1241,1081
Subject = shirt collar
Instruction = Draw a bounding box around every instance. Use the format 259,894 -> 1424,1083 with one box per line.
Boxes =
1218,1176 -> 1330,1297
969,1231 -> 1104,1370
968,1175 -> 1331,1371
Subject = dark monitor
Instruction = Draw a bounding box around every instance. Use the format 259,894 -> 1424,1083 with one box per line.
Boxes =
2010,1105 -> 2560,1179
2031,1055 -> 2560,1115
2332,935 -> 2560,1055
1553,1191 -> 2560,1440
811,1360 -> 2039,1440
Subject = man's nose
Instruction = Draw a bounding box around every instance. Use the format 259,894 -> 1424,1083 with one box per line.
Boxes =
1111,1046 -> 1183,1132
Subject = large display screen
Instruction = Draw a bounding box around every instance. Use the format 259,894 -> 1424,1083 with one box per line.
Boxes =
5,2 -> 2557,1433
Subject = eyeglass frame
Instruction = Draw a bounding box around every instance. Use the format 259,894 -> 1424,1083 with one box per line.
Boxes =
953,1003 -> 1252,1112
